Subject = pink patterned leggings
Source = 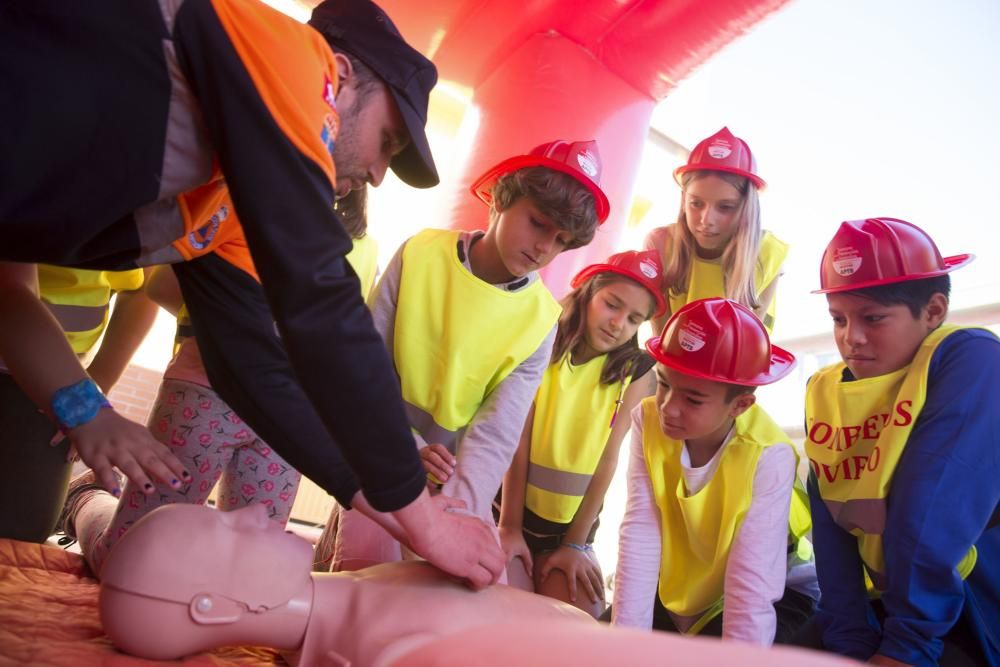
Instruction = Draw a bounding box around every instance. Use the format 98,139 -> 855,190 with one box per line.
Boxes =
76,379 -> 301,575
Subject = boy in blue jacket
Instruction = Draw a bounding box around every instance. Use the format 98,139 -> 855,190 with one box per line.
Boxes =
800,217 -> 1000,667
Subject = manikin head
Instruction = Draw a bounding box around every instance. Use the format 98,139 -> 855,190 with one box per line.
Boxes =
99,504 -> 313,660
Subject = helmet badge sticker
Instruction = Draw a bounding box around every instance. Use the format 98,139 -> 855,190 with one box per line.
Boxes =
677,322 -> 707,352
576,150 -> 599,178
707,139 -> 732,160
638,259 -> 659,279
832,246 -> 863,276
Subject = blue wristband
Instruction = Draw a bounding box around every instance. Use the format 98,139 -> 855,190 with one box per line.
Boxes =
51,378 -> 112,431
562,541 -> 594,553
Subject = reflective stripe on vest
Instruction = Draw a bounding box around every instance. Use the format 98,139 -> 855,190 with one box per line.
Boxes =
394,229 -> 560,449
525,354 -> 628,523
641,398 -> 808,633
805,324 -> 979,592
37,266 -> 144,355
666,230 -> 787,332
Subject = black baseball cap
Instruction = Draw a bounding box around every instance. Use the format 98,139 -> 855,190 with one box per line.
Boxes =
309,0 -> 439,188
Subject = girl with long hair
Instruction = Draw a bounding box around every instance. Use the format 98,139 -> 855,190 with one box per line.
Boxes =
494,249 -> 664,617
646,127 -> 786,334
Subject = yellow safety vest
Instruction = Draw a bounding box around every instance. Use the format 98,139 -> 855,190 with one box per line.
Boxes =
666,230 -> 787,332
37,266 -> 145,355
525,354 -> 630,523
346,234 -> 379,302
394,229 -> 560,449
804,324 -> 978,593
641,398 -> 812,634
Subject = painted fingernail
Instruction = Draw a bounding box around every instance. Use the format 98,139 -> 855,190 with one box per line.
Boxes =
144,483 -> 153,491
112,487 -> 121,497
182,471 -> 192,479
170,479 -> 180,487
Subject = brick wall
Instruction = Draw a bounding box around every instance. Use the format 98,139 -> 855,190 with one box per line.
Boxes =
106,365 -> 163,425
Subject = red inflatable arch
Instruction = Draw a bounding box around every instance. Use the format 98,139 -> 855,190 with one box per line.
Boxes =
374,0 -> 791,291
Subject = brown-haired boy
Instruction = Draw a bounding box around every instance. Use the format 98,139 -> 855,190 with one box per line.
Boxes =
327,140 -> 608,570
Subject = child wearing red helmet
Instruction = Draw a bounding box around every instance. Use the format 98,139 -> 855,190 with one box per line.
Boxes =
645,127 -> 787,334
324,139 -> 607,571
610,298 -> 817,645
798,218 -> 999,666
491,249 -> 664,618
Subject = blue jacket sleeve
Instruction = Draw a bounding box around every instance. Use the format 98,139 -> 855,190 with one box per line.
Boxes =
808,468 -> 881,659
878,329 -> 1000,666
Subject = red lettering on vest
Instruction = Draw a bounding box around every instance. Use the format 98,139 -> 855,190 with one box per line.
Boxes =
810,399 -> 914,454
809,422 -> 833,446
862,415 -> 889,440
842,425 -> 862,451
810,460 -> 848,483
851,455 -> 869,479
867,445 -> 881,472
893,400 -> 913,427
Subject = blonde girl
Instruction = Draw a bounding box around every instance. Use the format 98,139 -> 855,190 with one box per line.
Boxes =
645,127 -> 786,333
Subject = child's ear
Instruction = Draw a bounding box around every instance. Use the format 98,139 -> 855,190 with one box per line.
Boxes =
728,392 -> 756,419
923,292 -> 949,330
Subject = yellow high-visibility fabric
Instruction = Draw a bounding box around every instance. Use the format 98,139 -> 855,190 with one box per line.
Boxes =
346,234 -> 379,301
526,355 -> 629,523
805,325 -> 978,591
37,266 -> 144,354
394,229 -> 560,435
666,230 -> 787,332
641,399 -> 807,632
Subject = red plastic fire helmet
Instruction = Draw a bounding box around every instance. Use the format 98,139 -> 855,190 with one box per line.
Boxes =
571,249 -> 667,317
470,139 -> 611,223
814,217 -> 974,294
673,127 -> 766,191
645,298 -> 795,386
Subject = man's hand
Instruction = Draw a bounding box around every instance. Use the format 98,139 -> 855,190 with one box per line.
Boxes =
68,409 -> 190,495
349,490 -> 408,544
393,488 -> 505,589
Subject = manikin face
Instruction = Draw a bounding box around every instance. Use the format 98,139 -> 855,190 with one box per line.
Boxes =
332,56 -> 409,200
682,173 -> 744,258
826,291 -> 946,379
654,365 -> 754,450
487,198 -> 574,280
101,504 -> 312,610
579,279 -> 654,359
